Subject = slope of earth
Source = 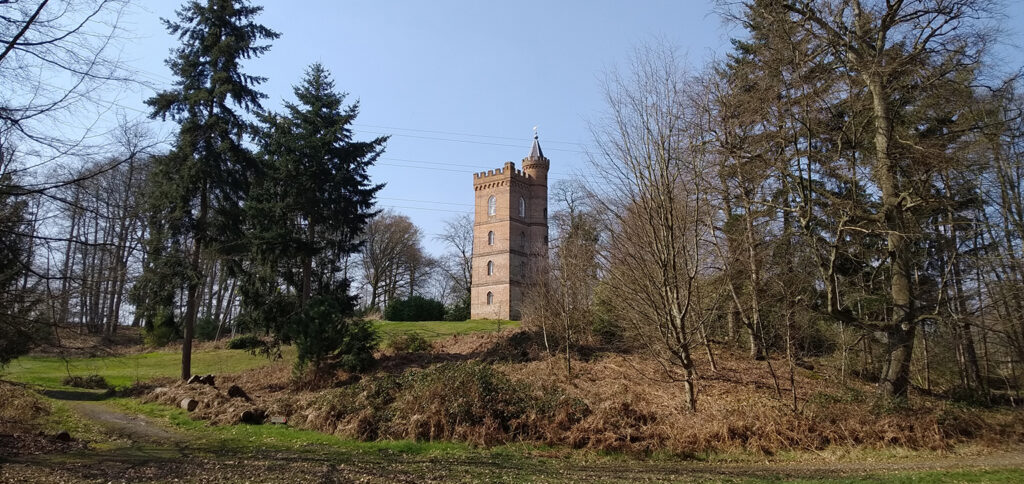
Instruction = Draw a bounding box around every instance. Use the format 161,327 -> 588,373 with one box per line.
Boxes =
3,325 -> 1023,482
2,385 -> 1023,483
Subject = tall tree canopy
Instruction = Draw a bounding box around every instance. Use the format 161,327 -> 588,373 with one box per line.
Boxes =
710,0 -> 1002,401
240,63 -> 385,373
142,0 -> 278,380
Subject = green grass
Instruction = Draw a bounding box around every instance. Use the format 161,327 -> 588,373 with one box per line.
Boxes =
111,397 -> 498,456
2,348 -> 286,388
373,319 -> 517,344
1,320 -> 515,389
41,399 -> 109,442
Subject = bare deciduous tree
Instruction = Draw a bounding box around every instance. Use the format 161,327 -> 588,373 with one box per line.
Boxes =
589,45 -> 713,412
358,211 -> 429,311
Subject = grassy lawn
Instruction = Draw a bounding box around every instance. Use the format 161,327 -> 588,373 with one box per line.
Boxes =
374,319 -> 517,343
1,348 -> 281,388
1,320 -> 516,389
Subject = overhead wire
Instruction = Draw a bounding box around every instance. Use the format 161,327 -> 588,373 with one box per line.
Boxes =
378,197 -> 473,207
352,123 -> 585,146
358,129 -> 588,154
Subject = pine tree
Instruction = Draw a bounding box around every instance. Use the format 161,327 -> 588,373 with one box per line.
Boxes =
0,166 -> 39,366
241,63 -> 385,372
142,0 -> 278,380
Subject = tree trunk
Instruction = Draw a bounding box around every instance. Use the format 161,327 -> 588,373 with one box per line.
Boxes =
867,73 -> 916,401
301,220 -> 314,306
182,186 -> 208,381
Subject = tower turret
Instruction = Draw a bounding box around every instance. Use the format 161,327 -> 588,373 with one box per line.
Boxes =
521,133 -> 549,185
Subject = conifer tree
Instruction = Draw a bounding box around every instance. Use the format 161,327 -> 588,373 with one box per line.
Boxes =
0,164 -> 38,366
142,0 -> 278,380
241,63 -> 385,372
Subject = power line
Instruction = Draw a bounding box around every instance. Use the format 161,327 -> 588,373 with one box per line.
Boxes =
353,123 -> 585,146
376,162 -> 466,173
377,158 -> 574,177
378,204 -> 471,214
382,157 -> 485,170
358,130 -> 589,154
379,196 -> 473,207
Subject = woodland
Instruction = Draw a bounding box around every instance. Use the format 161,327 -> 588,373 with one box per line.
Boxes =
3,1 -> 1024,476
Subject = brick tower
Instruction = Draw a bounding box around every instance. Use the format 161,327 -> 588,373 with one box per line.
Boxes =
470,135 -> 549,320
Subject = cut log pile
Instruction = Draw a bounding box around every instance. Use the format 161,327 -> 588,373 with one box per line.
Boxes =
144,375 -> 287,426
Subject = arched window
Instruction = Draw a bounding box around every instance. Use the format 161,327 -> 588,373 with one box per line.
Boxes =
543,207 -> 547,219
487,196 -> 496,216
519,197 -> 526,217
520,261 -> 526,278
519,231 -> 526,250
487,230 -> 494,245
487,260 -> 494,275
486,292 -> 494,305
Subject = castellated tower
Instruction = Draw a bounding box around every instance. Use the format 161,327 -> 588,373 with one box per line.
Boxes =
470,136 -> 549,320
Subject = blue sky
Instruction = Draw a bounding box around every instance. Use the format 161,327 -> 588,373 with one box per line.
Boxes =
114,0 -> 1024,256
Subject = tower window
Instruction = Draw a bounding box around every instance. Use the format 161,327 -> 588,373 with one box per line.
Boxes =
487,260 -> 494,275
487,230 -> 494,245
519,231 -> 526,250
487,291 -> 494,305
519,197 -> 526,217
488,196 -> 496,216
520,261 -> 526,279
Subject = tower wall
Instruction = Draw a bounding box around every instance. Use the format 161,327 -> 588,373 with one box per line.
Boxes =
471,151 -> 548,320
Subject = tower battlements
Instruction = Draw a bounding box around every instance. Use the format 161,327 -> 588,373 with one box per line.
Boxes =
473,161 -> 532,184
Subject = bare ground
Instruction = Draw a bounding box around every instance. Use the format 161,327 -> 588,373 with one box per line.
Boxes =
3,437 -> 1023,483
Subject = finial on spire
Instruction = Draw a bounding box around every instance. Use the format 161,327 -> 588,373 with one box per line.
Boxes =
528,127 -> 544,160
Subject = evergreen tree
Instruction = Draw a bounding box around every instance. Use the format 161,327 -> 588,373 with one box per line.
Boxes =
241,63 -> 385,373
0,162 -> 40,366
142,0 -> 278,380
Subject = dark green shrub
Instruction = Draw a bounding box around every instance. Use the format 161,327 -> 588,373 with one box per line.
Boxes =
144,308 -> 179,347
385,296 -> 445,322
0,315 -> 52,367
227,334 -> 266,350
195,316 -> 219,341
290,294 -> 378,373
443,295 -> 470,321
386,332 -> 432,353
62,374 -> 109,389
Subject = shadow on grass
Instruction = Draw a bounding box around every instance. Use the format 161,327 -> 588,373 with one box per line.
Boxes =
40,388 -> 109,402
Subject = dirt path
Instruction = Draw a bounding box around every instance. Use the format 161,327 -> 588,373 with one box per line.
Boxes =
40,388 -> 184,444
65,401 -> 184,444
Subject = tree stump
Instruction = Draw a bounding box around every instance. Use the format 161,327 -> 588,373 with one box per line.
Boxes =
180,398 -> 199,412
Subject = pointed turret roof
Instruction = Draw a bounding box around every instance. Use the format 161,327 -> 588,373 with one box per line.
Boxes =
528,134 -> 544,159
